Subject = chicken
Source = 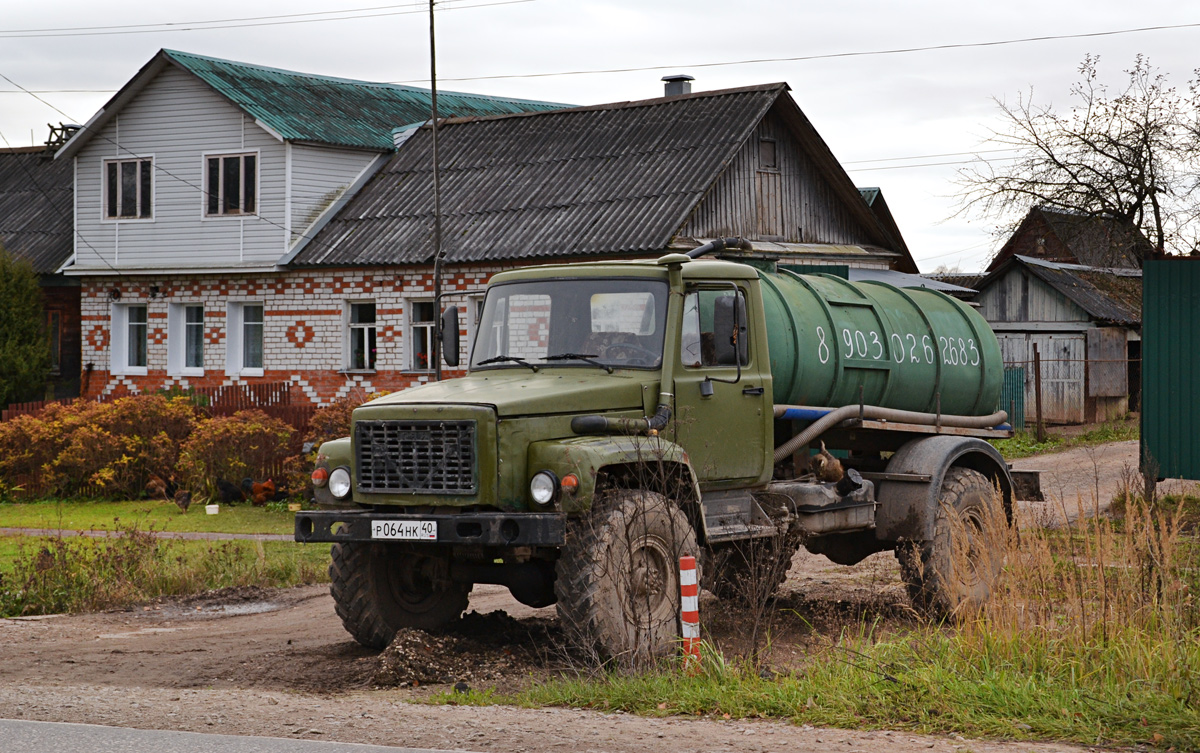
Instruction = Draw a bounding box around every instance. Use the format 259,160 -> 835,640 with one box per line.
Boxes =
811,441 -> 844,484
250,478 -> 276,507
173,489 -> 192,513
145,474 -> 168,499
216,478 -> 247,505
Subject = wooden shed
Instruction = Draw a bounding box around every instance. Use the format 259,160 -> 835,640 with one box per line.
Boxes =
973,255 -> 1141,424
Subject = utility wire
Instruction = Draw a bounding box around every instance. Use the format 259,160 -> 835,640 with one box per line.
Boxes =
7,16 -> 1199,92
0,0 -> 532,39
401,19 -> 1200,84
0,2 -> 448,34
846,155 -> 1022,172
842,147 -> 1018,165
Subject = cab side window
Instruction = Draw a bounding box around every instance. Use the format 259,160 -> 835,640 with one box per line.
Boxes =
680,288 -> 748,368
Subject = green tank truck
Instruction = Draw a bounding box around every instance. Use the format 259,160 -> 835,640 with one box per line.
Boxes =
296,238 -> 1014,659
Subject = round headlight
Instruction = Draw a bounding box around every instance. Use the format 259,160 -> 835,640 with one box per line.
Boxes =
329,467 -> 352,499
529,470 -> 558,507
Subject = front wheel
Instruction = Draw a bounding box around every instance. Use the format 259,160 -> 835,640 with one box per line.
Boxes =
329,542 -> 471,649
555,489 -> 698,662
897,467 -> 1005,619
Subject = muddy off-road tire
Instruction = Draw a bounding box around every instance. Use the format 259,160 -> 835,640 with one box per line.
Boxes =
897,467 -> 1004,619
329,542 -> 471,650
554,490 -> 698,661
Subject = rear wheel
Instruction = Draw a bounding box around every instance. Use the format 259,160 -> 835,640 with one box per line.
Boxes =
897,467 -> 1004,619
329,542 -> 471,649
555,489 -> 698,662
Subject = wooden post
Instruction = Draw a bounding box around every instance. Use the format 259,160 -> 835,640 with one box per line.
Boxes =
1033,343 -> 1045,442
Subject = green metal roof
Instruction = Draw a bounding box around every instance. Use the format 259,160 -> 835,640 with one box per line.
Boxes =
163,49 -> 567,151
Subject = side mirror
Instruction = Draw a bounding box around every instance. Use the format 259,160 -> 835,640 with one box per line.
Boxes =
440,306 -> 460,367
712,294 -> 747,366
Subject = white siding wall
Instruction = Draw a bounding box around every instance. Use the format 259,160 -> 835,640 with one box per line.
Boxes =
289,144 -> 378,248
72,64 -> 381,272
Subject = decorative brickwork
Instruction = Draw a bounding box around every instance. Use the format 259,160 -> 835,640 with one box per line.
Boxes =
79,265 -> 499,406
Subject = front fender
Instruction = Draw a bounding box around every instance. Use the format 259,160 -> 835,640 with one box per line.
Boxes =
527,435 -> 698,514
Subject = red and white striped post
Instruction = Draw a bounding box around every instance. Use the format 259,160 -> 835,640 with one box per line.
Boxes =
679,555 -> 700,668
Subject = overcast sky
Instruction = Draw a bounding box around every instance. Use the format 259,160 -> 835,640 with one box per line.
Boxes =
2,0 -> 1197,272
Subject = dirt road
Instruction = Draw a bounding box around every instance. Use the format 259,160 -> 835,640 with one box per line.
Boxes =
1010,439 -> 1199,522
0,584 -> 1090,753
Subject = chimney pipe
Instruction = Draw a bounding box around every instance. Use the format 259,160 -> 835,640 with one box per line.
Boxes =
662,74 -> 694,97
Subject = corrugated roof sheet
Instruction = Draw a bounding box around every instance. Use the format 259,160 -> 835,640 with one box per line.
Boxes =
1007,255 -> 1141,325
0,147 -> 73,274
291,84 -> 785,266
926,273 -> 983,290
164,50 -> 567,151
852,268 -> 975,294
59,50 -> 568,158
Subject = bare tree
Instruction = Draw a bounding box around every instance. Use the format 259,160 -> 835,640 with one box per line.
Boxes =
957,55 -> 1199,256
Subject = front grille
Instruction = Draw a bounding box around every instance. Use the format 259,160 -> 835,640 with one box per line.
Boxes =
355,420 -> 477,494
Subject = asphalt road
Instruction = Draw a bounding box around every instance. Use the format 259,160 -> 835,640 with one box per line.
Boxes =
0,719 -> 481,753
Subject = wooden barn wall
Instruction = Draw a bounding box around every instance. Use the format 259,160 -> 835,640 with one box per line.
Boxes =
679,111 -> 879,247
977,267 -> 1090,323
996,332 -> 1087,424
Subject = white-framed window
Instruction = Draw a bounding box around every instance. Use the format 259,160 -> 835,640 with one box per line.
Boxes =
226,302 -> 264,376
407,300 -> 435,371
168,303 -> 205,376
204,152 -> 257,216
110,303 -> 148,375
345,301 -> 377,371
103,157 -> 153,220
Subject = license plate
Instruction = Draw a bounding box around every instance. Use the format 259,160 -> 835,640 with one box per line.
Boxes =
371,520 -> 437,540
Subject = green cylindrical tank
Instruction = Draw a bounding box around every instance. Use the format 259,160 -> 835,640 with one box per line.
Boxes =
758,269 -> 1002,416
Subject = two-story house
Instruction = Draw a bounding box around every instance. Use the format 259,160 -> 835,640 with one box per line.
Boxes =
56,49 -> 563,402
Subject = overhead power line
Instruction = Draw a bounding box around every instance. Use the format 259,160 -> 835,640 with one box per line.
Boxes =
5,17 -> 1197,94
0,3 -> 436,34
0,0 -> 532,39
842,147 -> 1018,165
402,19 -> 1200,84
846,156 -> 1023,172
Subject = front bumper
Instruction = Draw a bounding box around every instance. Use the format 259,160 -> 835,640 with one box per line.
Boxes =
294,509 -> 566,547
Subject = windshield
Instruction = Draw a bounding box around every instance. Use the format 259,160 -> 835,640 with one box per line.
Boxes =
470,278 -> 669,370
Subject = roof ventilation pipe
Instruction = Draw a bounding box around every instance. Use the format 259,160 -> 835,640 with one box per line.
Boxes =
662,74 -> 694,97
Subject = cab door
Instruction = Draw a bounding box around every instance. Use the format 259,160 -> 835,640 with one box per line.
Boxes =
673,284 -> 770,485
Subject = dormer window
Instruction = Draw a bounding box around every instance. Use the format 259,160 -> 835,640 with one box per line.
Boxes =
104,157 -> 153,219
205,153 -> 257,216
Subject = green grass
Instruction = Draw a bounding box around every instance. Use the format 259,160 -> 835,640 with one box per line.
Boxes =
431,625 -> 1199,750
0,532 -> 329,616
992,419 -> 1140,460
0,499 -> 296,535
